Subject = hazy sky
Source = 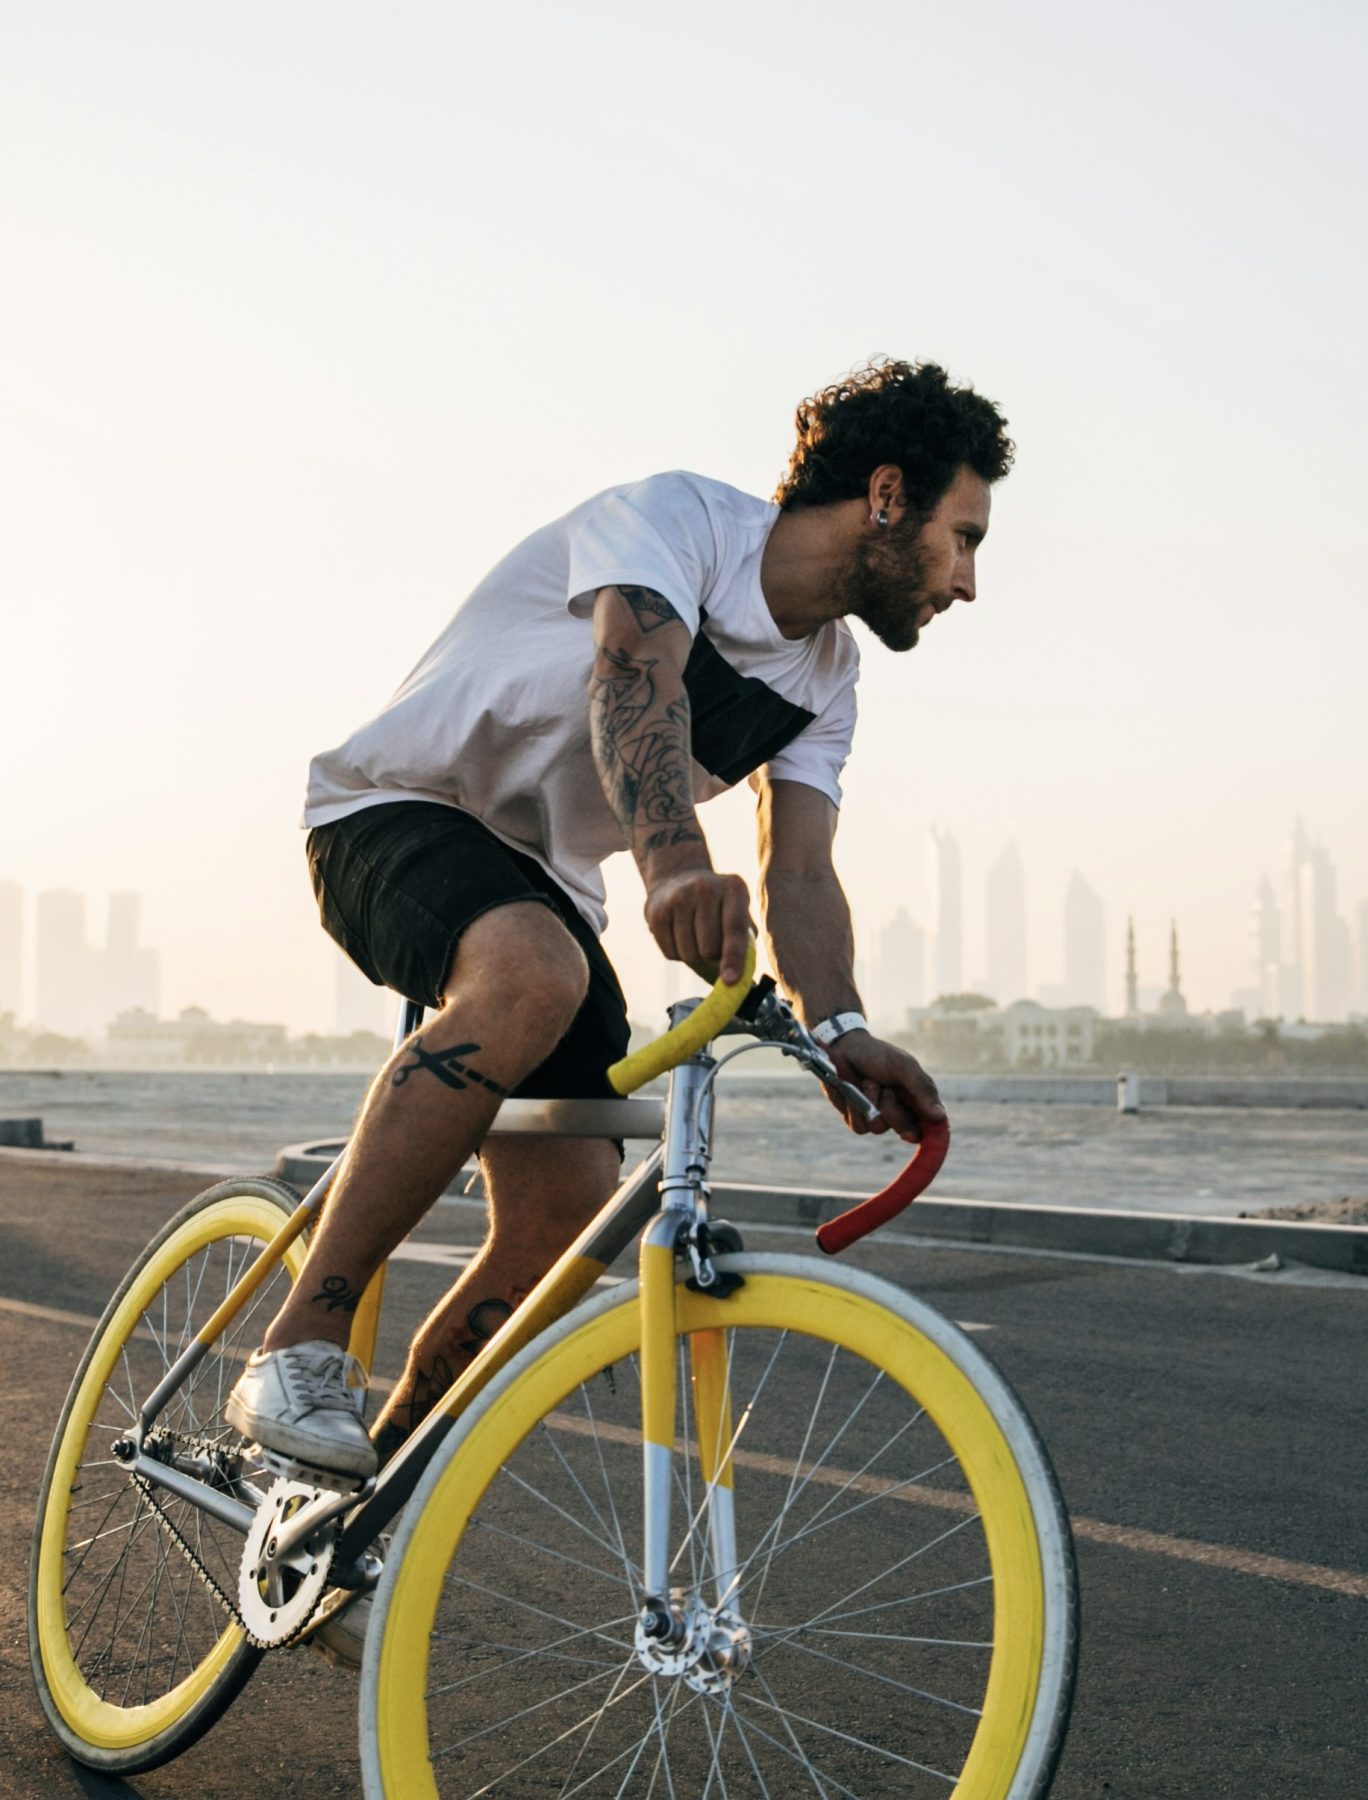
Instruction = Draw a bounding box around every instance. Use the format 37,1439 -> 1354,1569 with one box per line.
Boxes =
5,1 -> 1366,1032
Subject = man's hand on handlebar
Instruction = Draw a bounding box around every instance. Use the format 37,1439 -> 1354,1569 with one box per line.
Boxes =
823,1031 -> 947,1142
643,866 -> 755,989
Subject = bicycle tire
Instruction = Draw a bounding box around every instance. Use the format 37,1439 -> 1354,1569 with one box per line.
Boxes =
29,1176 -> 308,1774
362,1252 -> 1077,1799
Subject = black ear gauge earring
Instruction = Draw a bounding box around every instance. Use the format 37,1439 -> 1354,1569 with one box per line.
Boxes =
874,508 -> 889,528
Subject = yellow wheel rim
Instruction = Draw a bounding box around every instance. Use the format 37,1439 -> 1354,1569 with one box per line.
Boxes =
373,1272 -> 1045,1800
34,1194 -> 307,1750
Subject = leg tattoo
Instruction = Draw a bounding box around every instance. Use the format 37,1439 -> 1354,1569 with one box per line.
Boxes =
310,1274 -> 364,1314
373,1289 -> 526,1458
391,1034 -> 509,1096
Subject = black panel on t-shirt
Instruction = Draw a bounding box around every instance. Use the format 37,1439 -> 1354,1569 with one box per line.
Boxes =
684,614 -> 816,787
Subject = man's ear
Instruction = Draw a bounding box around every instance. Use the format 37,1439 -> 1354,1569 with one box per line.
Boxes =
867,463 -> 905,515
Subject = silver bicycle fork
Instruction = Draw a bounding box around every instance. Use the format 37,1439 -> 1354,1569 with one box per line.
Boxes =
634,1047 -> 752,1689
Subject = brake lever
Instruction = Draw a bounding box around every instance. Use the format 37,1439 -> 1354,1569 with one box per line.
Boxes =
822,1075 -> 883,1125
736,982 -> 884,1126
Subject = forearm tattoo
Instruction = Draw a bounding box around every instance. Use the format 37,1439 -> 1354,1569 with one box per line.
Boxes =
590,589 -> 703,855
391,1034 -> 508,1095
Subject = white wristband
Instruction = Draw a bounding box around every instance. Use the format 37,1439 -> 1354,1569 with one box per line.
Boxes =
811,1011 -> 868,1047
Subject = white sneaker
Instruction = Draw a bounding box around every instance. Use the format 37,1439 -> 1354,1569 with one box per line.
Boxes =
226,1340 -> 377,1481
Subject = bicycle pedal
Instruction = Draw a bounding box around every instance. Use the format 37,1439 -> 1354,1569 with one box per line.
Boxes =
252,1446 -> 366,1495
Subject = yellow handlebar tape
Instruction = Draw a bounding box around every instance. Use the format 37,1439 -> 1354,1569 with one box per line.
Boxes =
606,938 -> 757,1096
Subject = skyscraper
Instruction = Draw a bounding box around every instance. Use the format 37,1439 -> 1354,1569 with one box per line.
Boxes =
102,892 -> 160,1020
1063,872 -> 1105,1011
1298,843 -> 1351,1022
0,881 -> 20,1019
1266,822 -> 1354,1020
1279,819 -> 1310,1017
1251,878 -> 1280,1016
984,841 -> 1026,1004
873,907 -> 926,1027
36,889 -> 95,1035
927,828 -> 962,1001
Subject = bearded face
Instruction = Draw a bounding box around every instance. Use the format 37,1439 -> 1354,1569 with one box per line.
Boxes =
841,510 -> 954,653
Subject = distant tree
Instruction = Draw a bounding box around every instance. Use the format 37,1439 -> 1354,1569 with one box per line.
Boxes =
932,993 -> 997,1014
25,1030 -> 92,1066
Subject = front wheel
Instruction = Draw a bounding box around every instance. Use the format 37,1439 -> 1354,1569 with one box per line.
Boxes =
29,1177 -> 308,1774
362,1252 -> 1077,1799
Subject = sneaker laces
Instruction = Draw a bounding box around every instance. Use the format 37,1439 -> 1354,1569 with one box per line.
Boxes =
279,1343 -> 368,1415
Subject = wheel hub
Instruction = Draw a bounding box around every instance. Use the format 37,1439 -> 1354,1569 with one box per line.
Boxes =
634,1590 -> 752,1693
236,1478 -> 336,1647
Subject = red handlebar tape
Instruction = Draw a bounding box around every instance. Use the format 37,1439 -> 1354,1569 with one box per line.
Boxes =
814,1117 -> 951,1255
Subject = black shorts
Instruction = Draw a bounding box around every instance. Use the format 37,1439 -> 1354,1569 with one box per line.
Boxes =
306,801 -> 630,1102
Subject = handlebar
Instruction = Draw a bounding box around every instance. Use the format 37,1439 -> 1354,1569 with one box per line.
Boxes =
606,949 -> 950,1250
606,939 -> 758,1095
814,1118 -> 951,1254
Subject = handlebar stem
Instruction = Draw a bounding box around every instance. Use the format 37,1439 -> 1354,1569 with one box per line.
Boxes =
657,1054 -> 714,1212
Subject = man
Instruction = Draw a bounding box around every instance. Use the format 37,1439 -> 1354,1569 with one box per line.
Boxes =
227,355 -> 1011,1486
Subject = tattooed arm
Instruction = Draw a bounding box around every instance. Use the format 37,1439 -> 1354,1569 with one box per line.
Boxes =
589,585 -> 753,983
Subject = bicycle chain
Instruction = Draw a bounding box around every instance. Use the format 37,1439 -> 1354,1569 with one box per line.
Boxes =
129,1470 -> 334,1649
130,1470 -> 243,1626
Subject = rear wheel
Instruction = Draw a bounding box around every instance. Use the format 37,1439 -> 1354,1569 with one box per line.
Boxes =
29,1177 -> 308,1773
363,1253 -> 1077,1798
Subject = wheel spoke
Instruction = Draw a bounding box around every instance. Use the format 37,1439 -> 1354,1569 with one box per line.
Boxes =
554,1641 -> 654,1798
759,1514 -> 986,1651
735,1670 -> 866,1800
497,1463 -> 639,1572
737,1687 -> 958,1784
469,1514 -> 632,1587
427,1620 -> 629,1699
536,1405 -> 636,1588
432,1663 -> 648,1772
772,1632 -> 983,1718
732,1671 -> 835,1799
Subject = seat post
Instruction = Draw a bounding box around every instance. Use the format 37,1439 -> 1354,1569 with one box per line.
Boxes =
394,995 -> 424,1047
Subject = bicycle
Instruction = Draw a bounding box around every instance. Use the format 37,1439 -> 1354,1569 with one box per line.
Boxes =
29,949 -> 1078,1797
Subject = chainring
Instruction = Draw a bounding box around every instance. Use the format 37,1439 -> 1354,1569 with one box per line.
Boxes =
236,1477 -> 337,1648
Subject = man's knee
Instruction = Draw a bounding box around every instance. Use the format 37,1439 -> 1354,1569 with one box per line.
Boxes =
442,902 -> 590,1042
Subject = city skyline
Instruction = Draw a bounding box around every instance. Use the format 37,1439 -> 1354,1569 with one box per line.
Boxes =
7,812 -> 1365,1042
858,815 -> 1368,1031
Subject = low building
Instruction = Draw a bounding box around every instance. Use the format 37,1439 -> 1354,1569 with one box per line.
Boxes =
103,1006 -> 290,1066
1000,1000 -> 1096,1066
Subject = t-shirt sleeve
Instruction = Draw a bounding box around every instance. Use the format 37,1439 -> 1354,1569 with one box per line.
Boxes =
566,474 -> 712,635
763,678 -> 858,808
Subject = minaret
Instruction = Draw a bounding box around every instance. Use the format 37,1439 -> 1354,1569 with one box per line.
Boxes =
1159,919 -> 1188,1018
1125,917 -> 1139,1017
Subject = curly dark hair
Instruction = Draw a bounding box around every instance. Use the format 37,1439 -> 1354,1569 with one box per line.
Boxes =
774,357 -> 1014,513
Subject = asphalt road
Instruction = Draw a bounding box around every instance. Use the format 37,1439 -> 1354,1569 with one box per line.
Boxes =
1,1157 -> 1365,1798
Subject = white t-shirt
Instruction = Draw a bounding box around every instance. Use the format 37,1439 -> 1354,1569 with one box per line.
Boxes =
304,472 -> 859,933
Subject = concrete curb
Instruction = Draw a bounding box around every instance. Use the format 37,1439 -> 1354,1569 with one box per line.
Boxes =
271,1142 -> 1368,1277
933,1077 -> 1368,1108
710,1182 -> 1368,1276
